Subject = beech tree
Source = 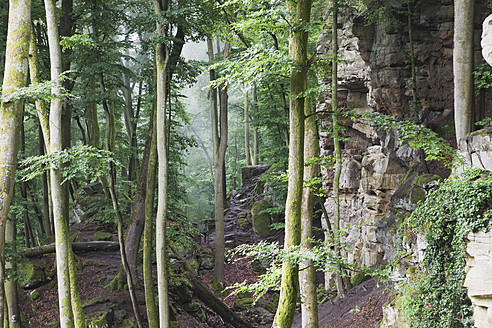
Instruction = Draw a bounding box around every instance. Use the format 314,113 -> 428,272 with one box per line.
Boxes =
453,0 -> 475,144
153,0 -> 171,326
299,99 -> 319,328
44,0 -> 77,326
330,0 -> 345,298
0,1 -> 31,324
208,37 -> 231,285
272,0 -> 312,326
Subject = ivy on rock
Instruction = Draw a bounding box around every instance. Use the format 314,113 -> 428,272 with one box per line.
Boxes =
399,168 -> 492,328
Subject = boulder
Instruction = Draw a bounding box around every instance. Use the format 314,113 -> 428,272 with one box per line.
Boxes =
251,198 -> 273,237
17,261 -> 53,289
241,165 -> 270,186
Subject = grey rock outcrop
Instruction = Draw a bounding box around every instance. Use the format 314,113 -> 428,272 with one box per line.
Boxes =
317,1 -> 492,288
465,230 -> 492,328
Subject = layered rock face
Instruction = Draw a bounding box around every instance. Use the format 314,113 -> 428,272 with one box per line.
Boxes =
465,230 -> 492,328
317,1 -> 490,270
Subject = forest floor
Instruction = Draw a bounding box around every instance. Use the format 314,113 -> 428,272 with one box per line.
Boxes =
17,169 -> 390,327
17,220 -> 390,328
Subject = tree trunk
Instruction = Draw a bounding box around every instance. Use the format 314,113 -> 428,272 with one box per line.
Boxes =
244,88 -> 251,166
86,78 -> 100,148
143,100 -> 159,328
208,37 -> 230,285
331,0 -> 345,298
300,99 -> 319,328
20,123 -> 35,248
453,0 -> 475,145
171,246 -> 252,328
44,0 -> 75,325
98,71 -> 144,327
154,0 -> 171,326
5,218 -> 20,327
122,65 -> 137,182
252,84 -> 259,165
39,127 -> 53,238
124,103 -> 154,286
272,0 -> 312,327
21,241 -> 120,257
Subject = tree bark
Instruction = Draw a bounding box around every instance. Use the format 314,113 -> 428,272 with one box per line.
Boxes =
244,88 -> 251,166
154,0 -> 171,326
124,103 -> 154,286
5,218 -> 20,327
331,0 -> 345,298
252,84 -> 259,165
453,0 -> 475,145
21,241 -> 120,257
44,0 -> 75,325
272,0 -> 312,327
171,246 -> 252,328
300,99 -> 319,328
209,37 -> 231,285
143,99 -> 159,328
122,64 -> 137,182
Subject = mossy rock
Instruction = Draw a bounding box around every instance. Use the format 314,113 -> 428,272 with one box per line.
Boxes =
409,187 -> 426,204
17,261 -> 51,289
88,309 -> 114,328
241,165 -> 270,187
350,272 -> 371,286
435,113 -> 456,140
121,317 -> 136,328
93,231 -> 113,241
251,198 -> 273,237
113,309 -> 127,324
237,290 -> 252,299
257,299 -> 276,313
234,297 -> 254,310
185,302 -> 207,323
171,283 -> 193,304
83,296 -> 109,308
30,289 -> 40,301
238,212 -> 247,219
198,252 -> 214,270
70,231 -> 82,242
237,218 -> 251,231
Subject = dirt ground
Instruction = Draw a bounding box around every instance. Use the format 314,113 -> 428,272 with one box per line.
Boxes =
18,220 -> 389,328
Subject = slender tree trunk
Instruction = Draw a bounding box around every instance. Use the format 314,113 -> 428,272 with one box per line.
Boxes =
39,127 -> 53,238
270,34 -> 290,147
154,0 -> 171,326
407,0 -> 418,120
252,84 -> 259,165
44,0 -> 75,326
68,247 -> 85,328
144,100 -> 159,328
20,123 -> 35,248
124,104 -> 154,286
453,0 -> 475,145
300,99 -> 319,328
86,78 -> 100,148
122,66 -> 137,182
99,73 -> 144,327
5,217 -> 20,328
208,37 -> 230,285
331,0 -> 345,298
272,0 -> 312,327
28,29 -> 50,151
244,88 -> 250,166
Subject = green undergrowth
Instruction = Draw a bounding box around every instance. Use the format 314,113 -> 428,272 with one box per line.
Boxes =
395,168 -> 492,328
